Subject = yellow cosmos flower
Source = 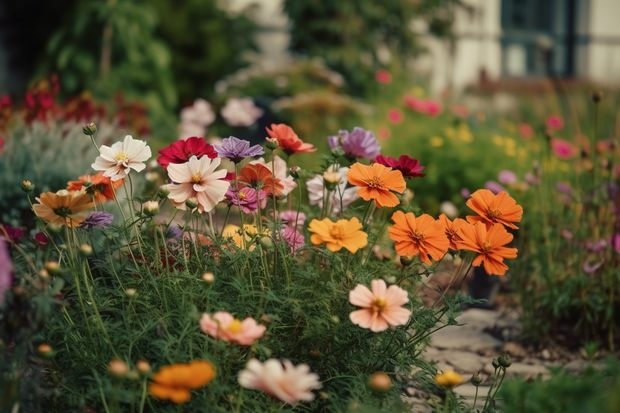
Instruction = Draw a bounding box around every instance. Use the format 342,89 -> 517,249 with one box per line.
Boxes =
308,217 -> 368,253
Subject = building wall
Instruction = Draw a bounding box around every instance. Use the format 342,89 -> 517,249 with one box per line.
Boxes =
581,0 -> 620,82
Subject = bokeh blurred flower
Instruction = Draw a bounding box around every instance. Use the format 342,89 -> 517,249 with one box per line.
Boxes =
546,115 -> 565,131
327,127 -> 381,160
81,211 -> 114,229
32,190 -> 94,228
0,236 -> 12,307
92,135 -> 151,181
347,162 -> 406,208
375,154 -> 425,178
279,210 -> 306,228
179,98 -> 215,138
266,123 -> 315,155
466,189 -> 523,230
484,180 -> 505,194
220,97 -> 264,127
149,360 -> 216,404
163,155 -> 230,213
374,69 -> 392,84
388,211 -> 449,265
435,370 -> 464,388
349,279 -> 411,332
457,221 -> 518,276
157,136 -> 217,169
497,170 -> 518,185
551,138 -> 578,160
215,136 -> 264,163
387,108 -> 404,124
308,217 -> 368,253
518,123 -> 534,139
200,311 -> 266,346
238,359 -> 321,405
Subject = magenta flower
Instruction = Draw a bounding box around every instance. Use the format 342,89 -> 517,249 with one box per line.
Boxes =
375,154 -> 425,178
328,127 -> 381,160
225,186 -> 266,213
546,115 -> 564,131
215,136 -> 264,163
387,108 -> 404,124
611,233 -> 620,253
0,236 -> 12,307
551,138 -> 578,160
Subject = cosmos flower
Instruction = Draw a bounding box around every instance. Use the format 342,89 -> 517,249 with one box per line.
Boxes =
551,138 -> 578,160
92,135 -> 152,181
374,154 -> 425,178
67,172 -> 123,202
349,279 -> 411,332
238,163 -> 284,197
266,123 -> 315,155
250,156 -> 296,196
148,360 -> 216,404
178,98 -> 216,138
465,189 -> 523,230
157,136 -> 217,169
308,217 -> 368,253
200,311 -> 266,346
163,155 -> 230,213
225,186 -> 265,213
280,225 -> 305,252
347,162 -> 406,208
306,167 -> 359,215
435,370 -> 465,388
456,221 -> 518,276
32,190 -> 94,228
81,211 -> 114,229
215,136 -> 264,163
388,211 -> 450,265
238,359 -> 321,405
328,127 -> 381,159
220,97 -> 264,127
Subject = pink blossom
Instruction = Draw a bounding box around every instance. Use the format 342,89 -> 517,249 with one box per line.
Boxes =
387,108 -> 404,124
238,359 -> 321,405
546,115 -> 564,131
518,123 -> 535,139
280,226 -> 305,252
551,138 -> 578,160
349,279 -> 411,332
226,186 -> 265,213
279,210 -> 306,228
200,311 -> 266,346
498,170 -> 518,185
374,69 -> 392,84
0,237 -> 12,307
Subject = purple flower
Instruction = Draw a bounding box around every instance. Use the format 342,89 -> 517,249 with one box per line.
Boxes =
328,127 -> 380,159
0,236 -> 13,307
484,181 -> 505,194
81,211 -> 114,229
583,259 -> 604,274
215,136 -> 264,163
498,170 -> 518,185
280,226 -> 305,253
167,224 -> 183,239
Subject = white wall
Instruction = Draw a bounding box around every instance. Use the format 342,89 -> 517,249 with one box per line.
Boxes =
581,0 -> 620,82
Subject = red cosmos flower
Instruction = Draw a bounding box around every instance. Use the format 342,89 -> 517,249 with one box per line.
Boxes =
375,154 -> 425,178
157,136 -> 217,169
238,163 -> 284,196
266,123 -> 315,155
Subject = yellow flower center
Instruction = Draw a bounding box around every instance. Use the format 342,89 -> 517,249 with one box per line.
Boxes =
486,208 -> 502,220
191,174 -> 202,183
372,297 -> 387,313
114,152 -> 128,162
329,224 -> 346,240
366,177 -> 384,189
226,319 -> 243,334
409,230 -> 424,243
238,191 -> 247,200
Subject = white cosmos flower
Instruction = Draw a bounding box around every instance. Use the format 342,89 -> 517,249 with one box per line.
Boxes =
306,166 -> 358,215
220,97 -> 264,127
163,155 -> 230,213
238,359 -> 321,405
91,135 -> 151,181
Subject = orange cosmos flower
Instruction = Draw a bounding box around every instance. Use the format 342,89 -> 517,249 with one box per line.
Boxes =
266,123 -> 316,155
456,221 -> 518,276
347,162 -> 406,208
466,189 -> 523,230
435,370 -> 465,389
32,190 -> 94,228
238,163 -> 284,196
388,211 -> 449,265
148,360 -> 216,404
437,213 -> 468,251
67,172 -> 123,202
308,217 -> 368,253
349,279 -> 411,332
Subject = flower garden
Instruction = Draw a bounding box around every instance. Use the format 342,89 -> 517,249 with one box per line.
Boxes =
1,2 -> 620,412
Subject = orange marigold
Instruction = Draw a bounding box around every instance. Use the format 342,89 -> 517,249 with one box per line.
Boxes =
456,221 -> 518,276
266,123 -> 315,155
388,211 -> 449,265
148,360 -> 216,404
308,217 -> 368,253
347,162 -> 406,208
466,189 -> 523,230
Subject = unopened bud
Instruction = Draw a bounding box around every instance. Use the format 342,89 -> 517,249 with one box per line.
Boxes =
265,137 -> 279,151
44,261 -> 61,276
37,343 -> 55,358
471,372 -> 483,386
259,236 -> 274,250
136,360 -> 151,374
498,353 -> 512,368
108,359 -> 130,377
21,179 -> 35,192
125,288 -> 137,298
185,197 -> 198,209
369,372 -> 393,392
157,186 -> 170,199
142,200 -> 159,216
201,272 -> 215,283
79,243 -> 93,256
400,256 -> 414,267
82,122 -> 98,136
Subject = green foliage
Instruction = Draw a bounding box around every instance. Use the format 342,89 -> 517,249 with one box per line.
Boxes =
500,358 -> 620,413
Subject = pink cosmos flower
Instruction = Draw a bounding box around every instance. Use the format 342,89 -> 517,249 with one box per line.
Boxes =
91,135 -> 152,181
238,359 -> 321,405
546,115 -> 564,131
349,279 -> 411,332
551,138 -> 578,160
200,311 -> 266,346
225,186 -> 265,213
404,96 -> 443,116
280,226 -> 305,252
518,123 -> 535,139
279,210 -> 306,228
0,236 -> 12,307
163,155 -> 230,213
498,170 -> 518,185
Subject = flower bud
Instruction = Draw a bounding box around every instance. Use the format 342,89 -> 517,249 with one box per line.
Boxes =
142,200 -> 159,217
79,243 -> 93,256
21,179 -> 35,193
136,360 -> 151,375
125,288 -> 137,298
44,261 -> 61,276
400,255 -> 414,267
471,372 -> 483,386
82,122 -> 98,136
491,358 -> 500,369
259,236 -> 274,250
265,137 -> 279,150
369,372 -> 392,392
185,197 -> 198,210
108,359 -> 130,377
201,272 -> 215,283
37,343 -> 55,358
498,353 -> 512,368
157,186 -> 170,199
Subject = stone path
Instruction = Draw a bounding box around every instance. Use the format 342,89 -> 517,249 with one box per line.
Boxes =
406,307 -> 595,411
